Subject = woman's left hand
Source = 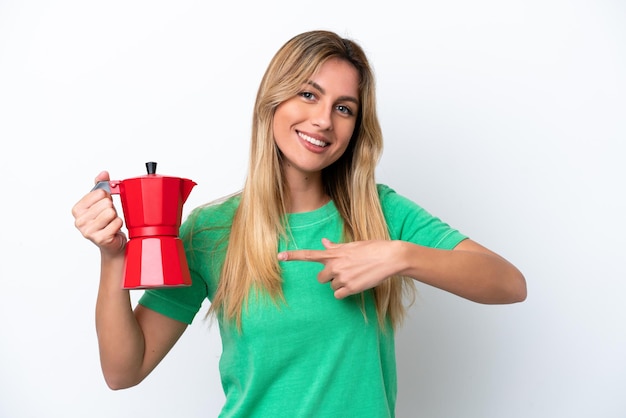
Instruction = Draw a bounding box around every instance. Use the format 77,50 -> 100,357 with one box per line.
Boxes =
278,238 -> 400,299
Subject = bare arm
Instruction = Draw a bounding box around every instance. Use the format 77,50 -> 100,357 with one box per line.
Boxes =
396,238 -> 526,304
73,171 -> 187,390
94,252 -> 187,389
278,238 -> 526,303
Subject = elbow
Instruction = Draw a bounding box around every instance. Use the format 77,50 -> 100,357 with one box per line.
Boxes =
480,269 -> 527,305
505,270 -> 527,304
102,371 -> 143,391
508,285 -> 527,304
105,380 -> 134,391
515,277 -> 528,303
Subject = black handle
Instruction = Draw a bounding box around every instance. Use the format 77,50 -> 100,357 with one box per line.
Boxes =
146,162 -> 157,174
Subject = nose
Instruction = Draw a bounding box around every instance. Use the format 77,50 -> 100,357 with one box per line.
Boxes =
311,104 -> 333,131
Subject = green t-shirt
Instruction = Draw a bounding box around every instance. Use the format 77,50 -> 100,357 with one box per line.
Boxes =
139,184 -> 466,417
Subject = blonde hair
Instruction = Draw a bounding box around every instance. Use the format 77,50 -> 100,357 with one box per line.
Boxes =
210,30 -> 415,329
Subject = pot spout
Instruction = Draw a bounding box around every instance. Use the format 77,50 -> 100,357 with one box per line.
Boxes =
180,179 -> 197,203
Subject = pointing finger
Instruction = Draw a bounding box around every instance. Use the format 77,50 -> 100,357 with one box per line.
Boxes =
277,249 -> 329,262
321,237 -> 342,250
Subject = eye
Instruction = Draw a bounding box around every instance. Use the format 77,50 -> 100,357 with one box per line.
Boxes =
299,91 -> 316,101
336,105 -> 354,116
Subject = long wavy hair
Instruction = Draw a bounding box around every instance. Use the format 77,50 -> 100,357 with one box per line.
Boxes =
209,30 -> 415,329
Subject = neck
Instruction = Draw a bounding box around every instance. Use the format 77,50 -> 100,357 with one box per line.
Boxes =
284,172 -> 329,213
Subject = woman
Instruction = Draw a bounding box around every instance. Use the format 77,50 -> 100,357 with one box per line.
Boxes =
72,30 -> 526,417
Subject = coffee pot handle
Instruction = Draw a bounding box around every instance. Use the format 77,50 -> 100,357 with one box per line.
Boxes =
90,180 -> 121,194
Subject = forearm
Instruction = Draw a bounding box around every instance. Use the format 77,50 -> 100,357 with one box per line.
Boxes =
95,253 -> 146,389
395,239 -> 527,304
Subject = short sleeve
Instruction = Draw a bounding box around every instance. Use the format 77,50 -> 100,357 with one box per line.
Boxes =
378,184 -> 467,249
138,196 -> 238,324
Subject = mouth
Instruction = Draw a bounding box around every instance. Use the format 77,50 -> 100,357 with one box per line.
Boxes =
297,131 -> 329,148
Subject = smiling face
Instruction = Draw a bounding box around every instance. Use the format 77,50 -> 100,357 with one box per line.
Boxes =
272,57 -> 360,186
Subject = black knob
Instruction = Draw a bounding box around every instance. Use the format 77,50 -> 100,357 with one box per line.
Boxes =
146,162 -> 157,174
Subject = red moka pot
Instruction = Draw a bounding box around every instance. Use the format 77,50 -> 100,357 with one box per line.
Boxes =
93,162 -> 197,289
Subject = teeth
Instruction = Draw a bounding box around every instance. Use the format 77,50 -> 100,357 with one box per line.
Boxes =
298,132 -> 328,147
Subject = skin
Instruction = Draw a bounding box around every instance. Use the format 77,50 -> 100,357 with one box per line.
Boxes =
71,57 -> 526,390
72,175 -> 187,389
274,58 -> 526,303
278,237 -> 527,303
273,58 -> 360,213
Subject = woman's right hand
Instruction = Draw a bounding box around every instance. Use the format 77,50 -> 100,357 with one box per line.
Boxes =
72,171 -> 188,390
72,171 -> 127,258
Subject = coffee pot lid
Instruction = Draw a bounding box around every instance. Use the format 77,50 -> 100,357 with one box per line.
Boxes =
146,161 -> 157,175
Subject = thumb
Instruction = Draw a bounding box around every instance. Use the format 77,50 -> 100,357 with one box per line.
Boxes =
321,238 -> 340,249
91,171 -> 112,192
94,170 -> 110,184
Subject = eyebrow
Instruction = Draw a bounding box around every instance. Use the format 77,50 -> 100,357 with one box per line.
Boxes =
306,80 -> 360,105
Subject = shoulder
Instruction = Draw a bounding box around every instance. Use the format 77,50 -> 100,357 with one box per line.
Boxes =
376,183 -> 424,214
188,193 -> 240,226
180,193 -> 240,242
376,183 -> 466,248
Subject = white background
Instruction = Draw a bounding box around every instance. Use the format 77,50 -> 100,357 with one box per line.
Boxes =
1,1 -> 625,417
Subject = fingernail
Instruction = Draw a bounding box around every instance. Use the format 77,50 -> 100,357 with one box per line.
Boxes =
277,252 -> 287,261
